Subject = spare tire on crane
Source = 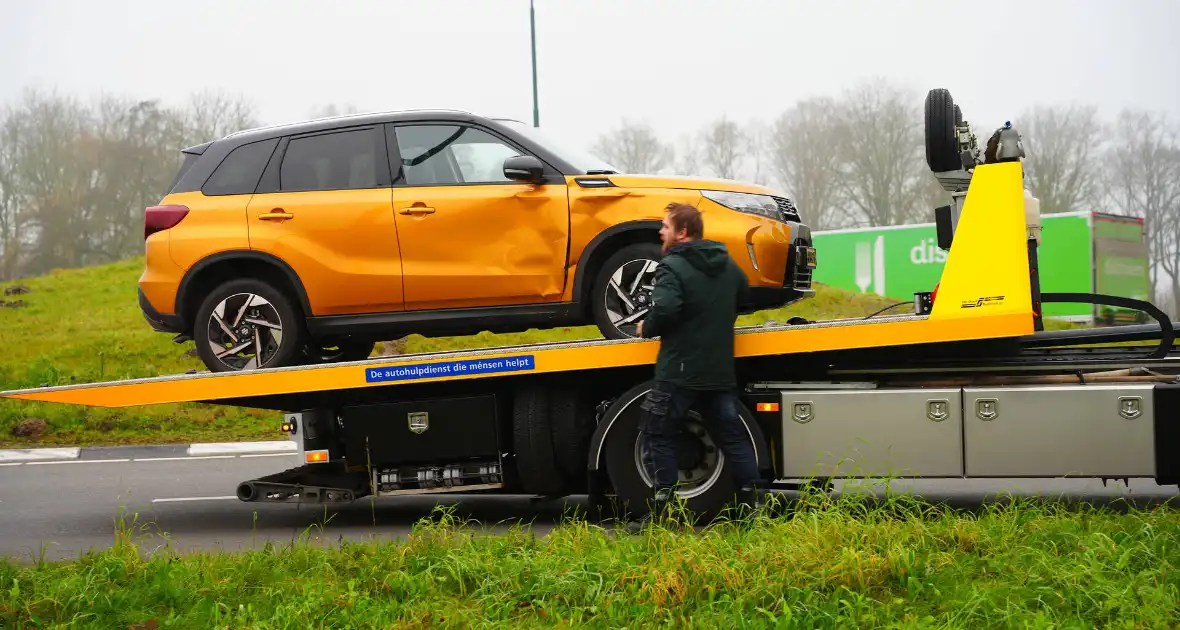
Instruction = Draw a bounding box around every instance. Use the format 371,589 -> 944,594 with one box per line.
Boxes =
924,88 -> 963,173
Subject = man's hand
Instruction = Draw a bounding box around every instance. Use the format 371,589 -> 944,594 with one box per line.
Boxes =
636,320 -> 644,338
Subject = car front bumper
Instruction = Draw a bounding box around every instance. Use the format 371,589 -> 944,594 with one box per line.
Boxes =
739,240 -> 817,314
741,221 -> 816,316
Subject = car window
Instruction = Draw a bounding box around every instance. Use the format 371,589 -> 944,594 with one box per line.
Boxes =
279,128 -> 380,192
201,138 -> 279,196
394,125 -> 524,186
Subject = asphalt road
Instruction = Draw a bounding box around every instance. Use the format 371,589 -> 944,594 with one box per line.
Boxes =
1,447 -> 1177,563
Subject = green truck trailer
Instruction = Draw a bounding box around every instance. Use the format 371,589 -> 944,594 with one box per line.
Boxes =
811,211 -> 1151,325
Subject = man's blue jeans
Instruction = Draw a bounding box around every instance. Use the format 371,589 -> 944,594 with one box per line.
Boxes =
638,381 -> 761,493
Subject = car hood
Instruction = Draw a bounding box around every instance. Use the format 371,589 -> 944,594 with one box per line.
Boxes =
593,174 -> 782,196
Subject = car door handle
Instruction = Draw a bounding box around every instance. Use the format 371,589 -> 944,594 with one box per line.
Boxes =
398,206 -> 436,215
258,210 -> 294,220
578,190 -> 640,201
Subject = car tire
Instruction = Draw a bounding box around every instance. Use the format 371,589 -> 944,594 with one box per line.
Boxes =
591,241 -> 663,340
924,88 -> 963,173
600,381 -> 744,521
193,278 -> 305,373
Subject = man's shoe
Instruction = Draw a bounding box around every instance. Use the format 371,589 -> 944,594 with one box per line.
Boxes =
735,485 -> 767,520
624,489 -> 672,534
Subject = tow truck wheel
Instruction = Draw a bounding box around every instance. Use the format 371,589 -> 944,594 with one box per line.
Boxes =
193,278 -> 305,373
600,382 -> 750,521
548,383 -> 596,483
924,88 -> 962,173
512,382 -> 567,495
591,242 -> 662,340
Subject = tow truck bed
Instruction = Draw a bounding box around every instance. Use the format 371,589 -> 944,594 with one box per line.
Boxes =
0,311 -> 1015,410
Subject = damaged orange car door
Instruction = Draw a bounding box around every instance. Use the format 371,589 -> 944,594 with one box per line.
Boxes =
388,123 -> 570,311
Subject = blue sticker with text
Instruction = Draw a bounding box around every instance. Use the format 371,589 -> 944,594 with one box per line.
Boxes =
365,354 -> 536,383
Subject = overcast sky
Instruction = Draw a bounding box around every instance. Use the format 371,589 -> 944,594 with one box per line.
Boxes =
2,0 -> 1177,153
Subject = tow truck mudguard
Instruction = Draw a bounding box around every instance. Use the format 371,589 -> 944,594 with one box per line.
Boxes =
1155,385 -> 1180,486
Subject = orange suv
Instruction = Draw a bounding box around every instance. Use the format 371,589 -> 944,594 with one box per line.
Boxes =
138,110 -> 816,372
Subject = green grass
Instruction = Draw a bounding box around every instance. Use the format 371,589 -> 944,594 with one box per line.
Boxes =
1,489 -> 1177,627
0,257 -> 915,448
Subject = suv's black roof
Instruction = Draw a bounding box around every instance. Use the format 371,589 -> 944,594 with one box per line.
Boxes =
170,108 -> 586,194
187,109 -> 520,153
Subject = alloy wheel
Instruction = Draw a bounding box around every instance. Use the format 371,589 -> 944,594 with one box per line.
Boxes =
603,258 -> 658,337
204,292 -> 284,371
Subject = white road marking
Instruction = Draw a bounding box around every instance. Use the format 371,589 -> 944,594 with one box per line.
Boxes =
152,495 -> 238,503
0,453 -> 290,465
133,455 -> 236,462
26,458 -> 131,465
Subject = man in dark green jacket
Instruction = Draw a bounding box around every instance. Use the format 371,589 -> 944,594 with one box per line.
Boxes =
631,202 -> 762,526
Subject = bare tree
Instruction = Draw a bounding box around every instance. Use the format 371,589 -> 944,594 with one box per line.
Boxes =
590,120 -> 674,174
700,115 -> 745,180
768,96 -> 847,230
1019,104 -> 1106,214
1105,109 -> 1180,313
88,96 -> 193,261
743,118 -> 770,185
184,89 -> 260,144
2,88 -> 96,275
831,79 -> 930,227
0,106 -> 23,280
309,103 -> 362,119
0,86 -> 252,280
673,132 -> 703,176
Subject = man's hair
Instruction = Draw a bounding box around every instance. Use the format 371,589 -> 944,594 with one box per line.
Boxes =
665,202 -> 704,239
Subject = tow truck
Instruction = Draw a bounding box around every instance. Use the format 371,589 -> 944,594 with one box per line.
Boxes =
3,89 -> 1178,519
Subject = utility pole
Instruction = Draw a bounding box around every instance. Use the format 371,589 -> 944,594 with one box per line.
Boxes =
530,0 -> 539,127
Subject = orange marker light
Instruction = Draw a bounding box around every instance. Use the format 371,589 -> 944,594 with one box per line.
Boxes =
305,450 -> 329,464
756,402 -> 780,412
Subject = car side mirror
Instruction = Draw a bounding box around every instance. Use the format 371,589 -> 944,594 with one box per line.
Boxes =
504,155 -> 544,183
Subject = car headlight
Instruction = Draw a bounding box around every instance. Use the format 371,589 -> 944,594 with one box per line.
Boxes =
700,190 -> 781,221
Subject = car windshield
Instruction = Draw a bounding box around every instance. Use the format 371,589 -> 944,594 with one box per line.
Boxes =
497,120 -> 619,174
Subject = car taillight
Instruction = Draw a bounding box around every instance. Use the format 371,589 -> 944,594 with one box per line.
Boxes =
144,205 -> 189,240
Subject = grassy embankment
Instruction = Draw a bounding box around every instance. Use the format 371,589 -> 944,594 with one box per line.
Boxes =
2,257 -> 1076,448
1,491 -> 1177,626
